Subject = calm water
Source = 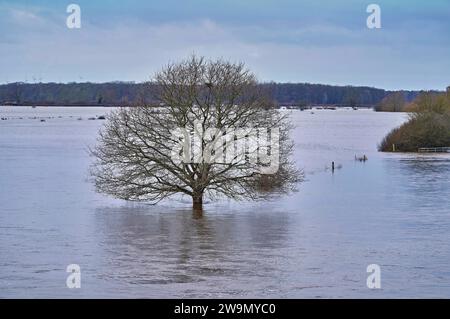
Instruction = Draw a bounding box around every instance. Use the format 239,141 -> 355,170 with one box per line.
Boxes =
1,106 -> 450,298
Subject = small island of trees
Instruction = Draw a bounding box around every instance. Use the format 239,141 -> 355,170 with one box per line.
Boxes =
379,87 -> 450,152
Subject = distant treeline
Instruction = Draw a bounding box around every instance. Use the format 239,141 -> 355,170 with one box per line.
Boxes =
0,82 -> 422,107
0,82 -> 152,107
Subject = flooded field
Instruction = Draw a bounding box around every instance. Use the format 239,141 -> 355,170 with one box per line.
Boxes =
1,106 -> 449,298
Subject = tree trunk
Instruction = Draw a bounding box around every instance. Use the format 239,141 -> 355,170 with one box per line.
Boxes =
192,192 -> 203,211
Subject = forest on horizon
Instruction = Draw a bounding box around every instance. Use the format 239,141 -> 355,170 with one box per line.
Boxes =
0,81 -> 432,107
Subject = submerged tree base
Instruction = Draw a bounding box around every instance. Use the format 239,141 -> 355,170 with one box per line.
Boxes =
192,194 -> 203,211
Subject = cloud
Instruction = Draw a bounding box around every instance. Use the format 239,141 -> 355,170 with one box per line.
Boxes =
9,7 -> 45,25
0,0 -> 449,90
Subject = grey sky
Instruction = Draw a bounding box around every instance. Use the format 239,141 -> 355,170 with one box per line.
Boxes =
1,0 -> 449,90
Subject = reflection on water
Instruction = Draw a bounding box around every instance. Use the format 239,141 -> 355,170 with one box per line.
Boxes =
383,156 -> 450,233
397,156 -> 450,176
91,205 -> 292,296
1,107 -> 450,298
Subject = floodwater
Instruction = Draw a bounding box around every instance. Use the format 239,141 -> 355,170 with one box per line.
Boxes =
1,106 -> 449,298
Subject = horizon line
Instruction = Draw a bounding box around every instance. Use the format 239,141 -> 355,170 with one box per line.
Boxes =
0,81 -> 447,93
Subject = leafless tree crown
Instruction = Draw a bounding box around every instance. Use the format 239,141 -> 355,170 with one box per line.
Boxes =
90,55 -> 302,207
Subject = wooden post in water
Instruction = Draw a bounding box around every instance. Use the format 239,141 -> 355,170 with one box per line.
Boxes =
332,161 -> 335,173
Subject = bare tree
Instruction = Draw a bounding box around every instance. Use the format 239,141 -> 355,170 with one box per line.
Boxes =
90,56 -> 302,211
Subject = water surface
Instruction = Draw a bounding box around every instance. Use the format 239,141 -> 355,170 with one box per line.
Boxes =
1,106 -> 449,298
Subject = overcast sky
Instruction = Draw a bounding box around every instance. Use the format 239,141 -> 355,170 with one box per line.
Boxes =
1,0 -> 449,90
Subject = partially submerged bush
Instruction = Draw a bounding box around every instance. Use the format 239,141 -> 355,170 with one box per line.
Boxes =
379,89 -> 450,152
